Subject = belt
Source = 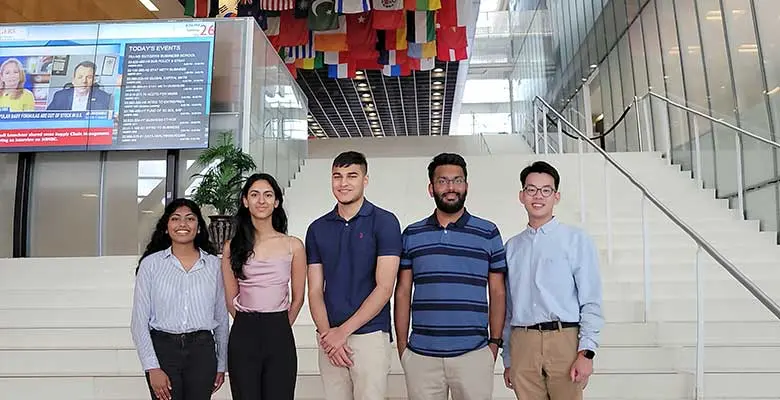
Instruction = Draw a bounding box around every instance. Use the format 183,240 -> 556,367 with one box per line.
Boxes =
517,321 -> 579,331
150,329 -> 211,340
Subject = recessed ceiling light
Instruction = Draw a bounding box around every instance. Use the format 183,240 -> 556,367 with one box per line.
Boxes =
361,94 -> 371,98
369,112 -> 376,116
433,102 -> 441,106
358,83 -> 367,87
356,71 -> 364,75
434,68 -> 443,72
433,81 -> 442,85
433,92 -> 442,97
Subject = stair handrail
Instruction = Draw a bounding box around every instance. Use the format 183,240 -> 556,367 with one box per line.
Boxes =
533,95 -> 780,320
638,91 -> 780,150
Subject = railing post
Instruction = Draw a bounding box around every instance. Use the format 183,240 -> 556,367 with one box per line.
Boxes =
542,107 -> 549,155
578,137 -> 586,226
604,159 -> 613,265
735,133 -> 745,220
643,96 -> 654,153
557,117 -> 564,153
661,105 -> 672,165
534,105 -> 539,154
642,193 -> 650,322
693,117 -> 703,189
635,96 -> 643,152
695,245 -> 704,400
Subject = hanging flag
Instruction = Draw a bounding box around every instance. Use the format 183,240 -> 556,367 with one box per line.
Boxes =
185,0 -> 212,17
437,26 -> 467,49
294,0 -> 310,18
295,52 -> 324,69
278,10 -> 309,46
378,49 -> 408,65
371,0 -> 404,29
372,0 -> 402,10
407,41 -> 435,58
405,0 -> 438,10
265,15 -> 281,35
261,0 -> 295,11
436,41 -> 467,61
382,63 -> 410,76
406,11 -> 434,43
314,15 -> 348,51
406,56 -> 434,71
346,13 -> 377,52
328,63 -> 357,78
438,0 -> 468,27
287,32 -> 315,58
309,0 -> 339,30
336,0 -> 371,14
384,18 -> 407,50
324,51 -> 349,65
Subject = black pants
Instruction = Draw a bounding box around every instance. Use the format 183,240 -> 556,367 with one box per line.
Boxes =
146,330 -> 217,400
228,311 -> 297,399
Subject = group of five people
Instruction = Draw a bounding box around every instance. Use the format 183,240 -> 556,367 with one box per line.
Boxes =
131,150 -> 604,400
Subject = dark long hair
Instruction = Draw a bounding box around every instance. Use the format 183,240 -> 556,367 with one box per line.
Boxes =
229,173 -> 288,280
136,198 -> 216,274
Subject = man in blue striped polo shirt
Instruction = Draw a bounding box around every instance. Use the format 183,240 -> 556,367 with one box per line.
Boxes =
394,152 -> 507,400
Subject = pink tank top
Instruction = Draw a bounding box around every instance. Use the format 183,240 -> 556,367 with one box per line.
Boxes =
233,238 -> 293,313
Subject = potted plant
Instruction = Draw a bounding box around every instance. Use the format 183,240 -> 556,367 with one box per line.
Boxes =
190,131 -> 257,253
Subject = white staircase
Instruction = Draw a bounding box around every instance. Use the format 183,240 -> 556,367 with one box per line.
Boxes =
1,149 -> 779,399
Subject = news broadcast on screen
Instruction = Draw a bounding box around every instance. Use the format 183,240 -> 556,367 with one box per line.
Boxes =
0,21 -> 216,152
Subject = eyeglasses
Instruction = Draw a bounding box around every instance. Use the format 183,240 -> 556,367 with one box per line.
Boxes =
523,185 -> 555,198
434,177 -> 466,186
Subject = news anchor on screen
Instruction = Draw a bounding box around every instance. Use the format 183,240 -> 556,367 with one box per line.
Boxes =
46,61 -> 112,111
0,58 -> 35,111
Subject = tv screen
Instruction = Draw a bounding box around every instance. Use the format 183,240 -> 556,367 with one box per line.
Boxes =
0,21 -> 216,153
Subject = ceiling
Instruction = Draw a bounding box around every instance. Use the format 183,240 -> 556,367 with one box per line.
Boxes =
0,0 -> 183,23
299,61 -> 461,138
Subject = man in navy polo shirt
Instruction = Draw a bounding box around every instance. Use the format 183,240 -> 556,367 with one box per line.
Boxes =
394,152 -> 507,400
305,151 -> 402,400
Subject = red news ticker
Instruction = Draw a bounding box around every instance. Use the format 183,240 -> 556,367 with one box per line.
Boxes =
0,128 -> 114,147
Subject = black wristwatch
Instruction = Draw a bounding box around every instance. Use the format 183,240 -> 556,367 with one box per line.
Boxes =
582,350 -> 595,359
488,338 -> 504,348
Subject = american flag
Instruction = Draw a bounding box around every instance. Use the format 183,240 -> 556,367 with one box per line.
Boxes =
261,0 -> 295,10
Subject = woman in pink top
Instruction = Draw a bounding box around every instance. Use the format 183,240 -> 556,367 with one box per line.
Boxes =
221,173 -> 307,399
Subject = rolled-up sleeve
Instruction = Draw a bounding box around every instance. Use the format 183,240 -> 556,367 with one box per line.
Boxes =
130,260 -> 159,371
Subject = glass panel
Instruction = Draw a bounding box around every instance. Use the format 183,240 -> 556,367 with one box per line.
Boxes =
643,1 -> 666,152
0,154 -> 17,258
722,0 -> 774,201
754,0 -> 780,235
629,19 -> 650,148
618,35 -> 637,151
608,49 -> 625,151
29,152 -> 100,257
674,0 -> 714,187
102,151 -> 167,256
696,0 -> 739,196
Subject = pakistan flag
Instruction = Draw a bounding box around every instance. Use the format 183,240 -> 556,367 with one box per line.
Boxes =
309,0 -> 339,31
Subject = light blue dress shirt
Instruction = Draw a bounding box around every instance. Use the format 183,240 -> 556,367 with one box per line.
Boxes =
500,217 -> 604,369
130,247 -> 230,372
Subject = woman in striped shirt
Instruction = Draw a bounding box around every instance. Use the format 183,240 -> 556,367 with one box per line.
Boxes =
130,198 -> 230,400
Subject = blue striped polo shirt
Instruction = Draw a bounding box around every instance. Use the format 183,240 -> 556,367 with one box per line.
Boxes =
400,210 -> 507,357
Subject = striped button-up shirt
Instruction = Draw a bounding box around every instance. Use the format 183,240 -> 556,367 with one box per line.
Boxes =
130,247 -> 229,372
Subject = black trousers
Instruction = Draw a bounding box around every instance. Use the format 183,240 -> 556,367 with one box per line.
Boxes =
145,330 -> 217,400
228,311 -> 297,399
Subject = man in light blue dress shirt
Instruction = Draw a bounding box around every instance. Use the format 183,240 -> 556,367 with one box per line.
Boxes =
500,161 -> 603,400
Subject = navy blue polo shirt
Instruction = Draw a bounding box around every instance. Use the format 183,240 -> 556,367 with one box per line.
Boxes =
401,210 -> 507,357
305,199 -> 402,336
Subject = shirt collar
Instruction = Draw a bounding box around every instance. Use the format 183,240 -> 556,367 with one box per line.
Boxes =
326,198 -> 375,221
426,209 -> 471,229
525,216 -> 559,235
162,246 -> 207,271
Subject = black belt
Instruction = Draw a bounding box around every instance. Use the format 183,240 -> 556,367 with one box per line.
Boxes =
150,329 -> 211,340
517,321 -> 579,331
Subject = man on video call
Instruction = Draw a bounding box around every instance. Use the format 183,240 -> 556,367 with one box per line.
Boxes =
47,60 -> 112,111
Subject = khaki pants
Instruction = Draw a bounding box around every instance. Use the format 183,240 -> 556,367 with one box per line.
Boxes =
509,326 -> 585,400
318,331 -> 391,400
401,346 -> 495,400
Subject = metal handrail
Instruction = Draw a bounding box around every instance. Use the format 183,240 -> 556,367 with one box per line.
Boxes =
640,91 -> 780,149
533,95 -> 780,320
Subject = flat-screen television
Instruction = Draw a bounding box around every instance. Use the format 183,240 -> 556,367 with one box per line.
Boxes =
0,21 -> 216,152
